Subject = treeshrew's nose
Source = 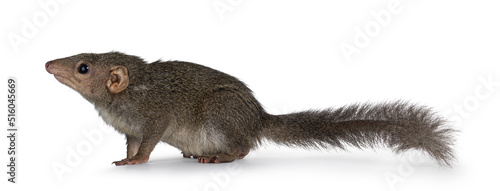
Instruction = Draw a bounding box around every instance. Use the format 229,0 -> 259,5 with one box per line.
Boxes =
46,61 -> 52,73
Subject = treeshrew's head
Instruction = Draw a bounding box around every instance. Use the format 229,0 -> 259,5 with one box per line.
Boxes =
46,52 -> 131,103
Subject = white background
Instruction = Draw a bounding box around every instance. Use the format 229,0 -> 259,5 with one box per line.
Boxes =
1,0 -> 499,190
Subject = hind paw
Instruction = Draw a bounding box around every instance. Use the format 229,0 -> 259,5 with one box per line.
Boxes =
198,156 -> 219,163
197,155 -> 237,164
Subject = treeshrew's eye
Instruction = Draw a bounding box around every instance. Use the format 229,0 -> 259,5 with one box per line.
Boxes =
78,63 -> 89,74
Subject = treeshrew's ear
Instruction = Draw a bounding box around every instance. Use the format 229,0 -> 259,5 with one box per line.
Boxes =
106,66 -> 129,94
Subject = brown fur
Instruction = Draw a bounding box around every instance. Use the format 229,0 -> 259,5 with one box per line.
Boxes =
46,52 -> 455,166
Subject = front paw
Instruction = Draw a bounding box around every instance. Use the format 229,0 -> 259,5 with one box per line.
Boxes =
112,156 -> 150,166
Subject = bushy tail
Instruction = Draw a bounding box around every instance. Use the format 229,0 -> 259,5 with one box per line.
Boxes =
262,101 -> 456,166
